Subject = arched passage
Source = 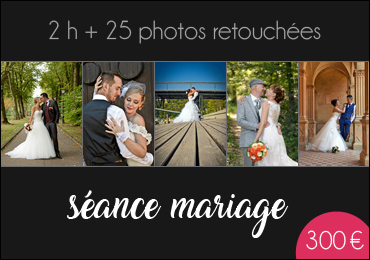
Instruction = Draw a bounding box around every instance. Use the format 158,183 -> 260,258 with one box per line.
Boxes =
299,62 -> 369,166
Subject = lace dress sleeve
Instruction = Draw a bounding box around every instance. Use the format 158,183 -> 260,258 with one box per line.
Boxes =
268,102 -> 280,125
129,122 -> 152,145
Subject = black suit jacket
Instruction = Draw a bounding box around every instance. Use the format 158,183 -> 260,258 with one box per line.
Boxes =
42,99 -> 60,124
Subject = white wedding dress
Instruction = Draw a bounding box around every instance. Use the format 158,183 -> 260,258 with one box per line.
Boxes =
173,96 -> 200,123
6,110 -> 56,159
125,122 -> 152,166
305,112 -> 348,152
257,101 -> 298,166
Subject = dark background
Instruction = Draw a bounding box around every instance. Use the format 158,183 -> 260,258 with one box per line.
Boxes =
1,169 -> 369,259
1,1 -> 369,61
1,1 -> 369,259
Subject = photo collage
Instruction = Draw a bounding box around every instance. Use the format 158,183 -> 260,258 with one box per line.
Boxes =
1,62 -> 369,167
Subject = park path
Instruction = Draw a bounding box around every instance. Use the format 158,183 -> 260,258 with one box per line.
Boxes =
1,126 -> 82,167
227,113 -> 244,166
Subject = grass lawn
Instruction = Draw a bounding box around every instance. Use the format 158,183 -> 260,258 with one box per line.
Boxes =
58,123 -> 82,145
1,117 -> 30,146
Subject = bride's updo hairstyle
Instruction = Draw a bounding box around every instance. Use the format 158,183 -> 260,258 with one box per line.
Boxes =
331,99 -> 339,107
271,84 -> 285,103
124,85 -> 146,110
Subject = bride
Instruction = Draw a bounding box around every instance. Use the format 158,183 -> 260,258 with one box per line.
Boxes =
253,85 -> 298,166
94,78 -> 152,166
172,89 -> 200,123
305,99 -> 348,152
6,97 -> 56,159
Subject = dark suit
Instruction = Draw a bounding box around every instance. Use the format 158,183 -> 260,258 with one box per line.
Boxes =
42,99 -> 60,156
192,91 -> 201,120
83,99 -> 125,166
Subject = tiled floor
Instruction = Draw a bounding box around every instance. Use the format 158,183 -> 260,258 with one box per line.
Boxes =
299,148 -> 363,167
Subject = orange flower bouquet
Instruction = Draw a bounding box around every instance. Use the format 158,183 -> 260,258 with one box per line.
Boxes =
247,141 -> 268,161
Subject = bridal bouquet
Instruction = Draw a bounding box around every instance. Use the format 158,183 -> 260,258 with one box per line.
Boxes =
24,123 -> 33,134
247,141 -> 268,161
332,146 -> 340,153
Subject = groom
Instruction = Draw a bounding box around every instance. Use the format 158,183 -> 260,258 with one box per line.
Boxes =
339,95 -> 356,141
83,71 -> 153,166
237,78 -> 281,166
40,93 -> 62,159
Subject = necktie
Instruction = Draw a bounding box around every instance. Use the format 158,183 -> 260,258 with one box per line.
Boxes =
255,99 -> 261,122
45,101 -> 52,122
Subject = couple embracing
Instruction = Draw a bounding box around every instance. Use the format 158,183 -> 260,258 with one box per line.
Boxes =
173,87 -> 201,123
237,78 -> 298,166
83,71 -> 153,166
6,93 -> 61,160
305,95 -> 355,153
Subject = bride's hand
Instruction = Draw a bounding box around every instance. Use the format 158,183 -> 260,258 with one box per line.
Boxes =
94,76 -> 103,94
105,118 -> 125,137
238,95 -> 246,104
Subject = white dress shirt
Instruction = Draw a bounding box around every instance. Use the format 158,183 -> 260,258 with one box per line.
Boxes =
250,93 -> 259,105
93,94 -> 153,165
338,103 -> 356,122
349,103 -> 356,122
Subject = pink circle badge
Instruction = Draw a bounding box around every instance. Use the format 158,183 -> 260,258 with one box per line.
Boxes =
296,212 -> 369,259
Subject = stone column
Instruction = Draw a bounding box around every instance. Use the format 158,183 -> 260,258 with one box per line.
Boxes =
360,62 -> 369,166
347,84 -> 355,143
352,67 -> 366,150
306,85 -> 317,141
299,69 -> 308,149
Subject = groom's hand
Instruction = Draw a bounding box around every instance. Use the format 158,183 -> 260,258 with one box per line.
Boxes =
277,125 -> 282,135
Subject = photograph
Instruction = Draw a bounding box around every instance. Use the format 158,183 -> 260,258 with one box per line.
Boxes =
1,62 -> 82,166
227,62 -> 299,166
155,62 -> 227,166
82,62 -> 154,166
299,62 -> 369,166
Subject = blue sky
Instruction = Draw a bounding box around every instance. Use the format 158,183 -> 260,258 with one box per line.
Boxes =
155,62 -> 226,91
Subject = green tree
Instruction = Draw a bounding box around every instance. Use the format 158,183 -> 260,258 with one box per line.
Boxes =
39,62 -> 82,126
1,62 -> 40,121
1,62 -> 82,126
